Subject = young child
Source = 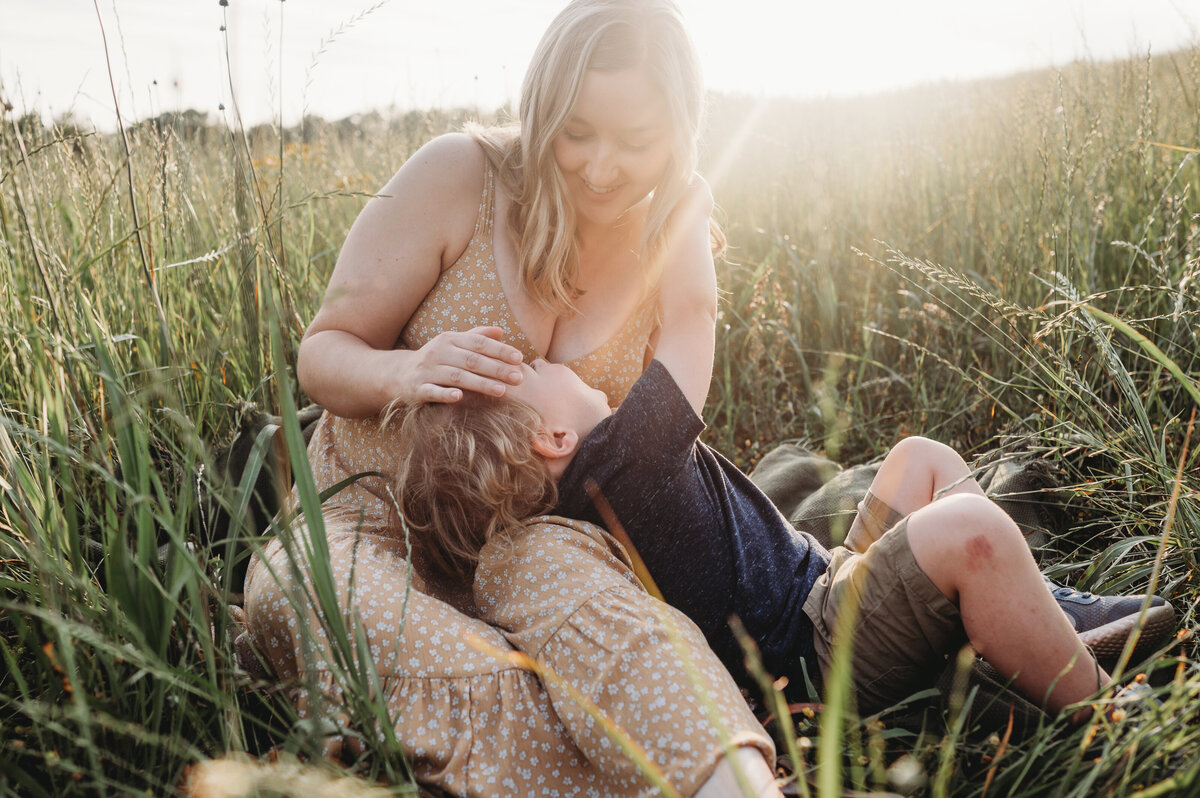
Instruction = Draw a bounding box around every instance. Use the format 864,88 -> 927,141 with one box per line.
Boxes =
394,347 -> 1175,720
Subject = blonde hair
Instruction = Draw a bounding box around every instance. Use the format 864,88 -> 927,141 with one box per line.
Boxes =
386,394 -> 557,583
471,0 -> 708,315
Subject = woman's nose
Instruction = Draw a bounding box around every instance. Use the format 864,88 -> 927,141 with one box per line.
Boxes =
584,141 -> 619,185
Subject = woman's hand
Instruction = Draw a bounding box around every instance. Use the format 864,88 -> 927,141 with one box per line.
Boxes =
403,326 -> 525,403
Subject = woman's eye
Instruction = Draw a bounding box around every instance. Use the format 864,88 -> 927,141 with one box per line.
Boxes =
563,130 -> 590,142
622,141 -> 651,152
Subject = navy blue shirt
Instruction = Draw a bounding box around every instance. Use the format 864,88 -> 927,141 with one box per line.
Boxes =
555,360 -> 832,697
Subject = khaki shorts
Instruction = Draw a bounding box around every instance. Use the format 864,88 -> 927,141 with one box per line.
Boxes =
802,513 -> 967,715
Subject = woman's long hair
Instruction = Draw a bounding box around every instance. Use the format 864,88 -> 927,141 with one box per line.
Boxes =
471,0 -> 707,316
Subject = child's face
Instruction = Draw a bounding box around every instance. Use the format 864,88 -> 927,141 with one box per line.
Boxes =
507,359 -> 612,439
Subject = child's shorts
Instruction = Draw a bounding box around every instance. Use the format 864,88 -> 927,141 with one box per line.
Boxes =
802,504 -> 967,715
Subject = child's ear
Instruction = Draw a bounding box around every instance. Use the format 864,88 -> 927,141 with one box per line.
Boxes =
531,426 -> 579,462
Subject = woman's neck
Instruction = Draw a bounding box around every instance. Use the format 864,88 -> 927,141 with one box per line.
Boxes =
575,213 -> 632,251
574,196 -> 649,260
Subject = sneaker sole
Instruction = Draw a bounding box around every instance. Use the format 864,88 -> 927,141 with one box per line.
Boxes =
1078,603 -> 1177,663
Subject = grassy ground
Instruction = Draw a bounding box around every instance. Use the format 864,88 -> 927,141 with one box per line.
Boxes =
1,43 -> 1198,797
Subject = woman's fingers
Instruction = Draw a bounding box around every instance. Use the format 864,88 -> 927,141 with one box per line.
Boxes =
451,335 -> 523,387
464,327 -> 524,366
412,329 -> 526,402
415,383 -> 464,404
440,363 -> 511,397
416,364 -> 508,402
458,342 -> 524,383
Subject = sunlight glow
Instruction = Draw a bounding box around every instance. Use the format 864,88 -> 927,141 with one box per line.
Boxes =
703,95 -> 771,193
0,0 -> 1196,129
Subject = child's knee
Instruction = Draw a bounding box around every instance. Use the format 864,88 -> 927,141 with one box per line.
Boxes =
889,435 -> 941,462
957,497 -> 1028,565
929,493 -> 1012,529
891,436 -> 965,474
908,495 -> 1023,581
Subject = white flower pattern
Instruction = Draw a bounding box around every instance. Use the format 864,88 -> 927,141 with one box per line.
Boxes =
246,518 -> 773,796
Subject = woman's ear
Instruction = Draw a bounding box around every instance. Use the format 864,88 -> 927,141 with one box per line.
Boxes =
530,426 -> 580,463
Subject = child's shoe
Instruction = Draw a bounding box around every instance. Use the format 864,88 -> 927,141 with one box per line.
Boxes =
1043,576 -> 1176,663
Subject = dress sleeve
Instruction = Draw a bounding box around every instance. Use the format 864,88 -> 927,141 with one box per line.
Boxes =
475,518 -> 775,796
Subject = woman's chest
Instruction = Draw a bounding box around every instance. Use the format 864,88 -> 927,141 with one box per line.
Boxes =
509,283 -> 645,364
490,205 -> 650,364
401,191 -> 656,404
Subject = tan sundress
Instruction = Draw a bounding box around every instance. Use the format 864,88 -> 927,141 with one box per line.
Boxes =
243,166 -> 773,796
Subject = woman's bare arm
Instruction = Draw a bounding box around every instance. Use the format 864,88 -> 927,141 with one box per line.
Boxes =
298,134 -> 524,417
650,176 -> 719,414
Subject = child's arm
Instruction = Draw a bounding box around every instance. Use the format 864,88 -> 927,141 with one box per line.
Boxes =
652,177 -> 719,415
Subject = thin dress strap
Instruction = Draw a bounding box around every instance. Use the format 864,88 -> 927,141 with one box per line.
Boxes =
478,164 -> 496,237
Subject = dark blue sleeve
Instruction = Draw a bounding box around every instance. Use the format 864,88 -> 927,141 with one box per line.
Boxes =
556,359 -> 703,521
552,359 -> 828,699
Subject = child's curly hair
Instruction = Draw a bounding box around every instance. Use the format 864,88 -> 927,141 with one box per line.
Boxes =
386,392 -> 557,583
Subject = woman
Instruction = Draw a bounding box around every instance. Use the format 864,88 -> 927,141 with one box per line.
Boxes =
244,1 -> 779,795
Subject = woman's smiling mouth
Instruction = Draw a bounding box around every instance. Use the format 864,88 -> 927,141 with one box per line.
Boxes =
582,178 -> 619,195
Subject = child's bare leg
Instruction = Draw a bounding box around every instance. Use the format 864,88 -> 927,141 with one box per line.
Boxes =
905,494 -> 1108,716
846,436 -> 986,552
867,436 -> 985,513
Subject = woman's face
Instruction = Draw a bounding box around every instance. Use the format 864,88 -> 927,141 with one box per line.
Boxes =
552,66 -> 674,229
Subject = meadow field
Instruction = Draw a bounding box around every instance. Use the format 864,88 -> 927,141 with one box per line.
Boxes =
1,44 -> 1198,796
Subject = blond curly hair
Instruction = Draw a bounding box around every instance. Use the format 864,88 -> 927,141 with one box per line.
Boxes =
386,393 -> 557,583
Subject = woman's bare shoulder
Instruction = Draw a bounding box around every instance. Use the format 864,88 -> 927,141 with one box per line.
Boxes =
373,132 -> 489,264
310,134 -> 490,332
397,133 -> 486,183
383,133 -> 486,211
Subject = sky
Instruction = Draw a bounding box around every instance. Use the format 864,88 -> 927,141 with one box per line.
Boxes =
1,0 -> 1198,131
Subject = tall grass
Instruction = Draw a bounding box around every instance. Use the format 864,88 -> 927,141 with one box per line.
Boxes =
1,39 -> 1198,796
